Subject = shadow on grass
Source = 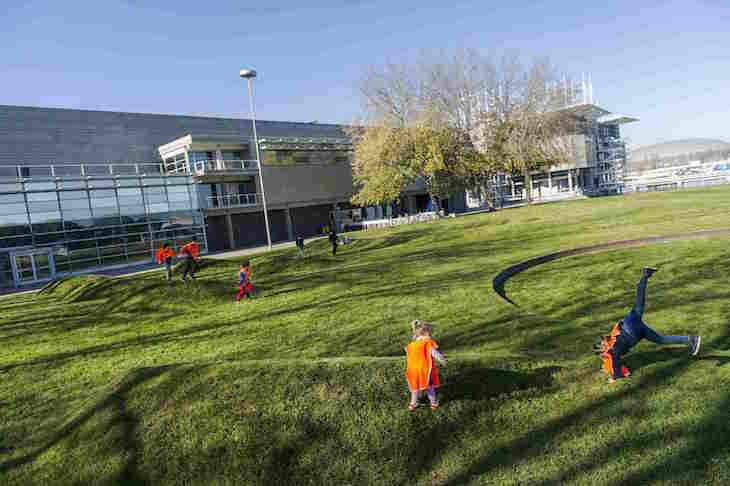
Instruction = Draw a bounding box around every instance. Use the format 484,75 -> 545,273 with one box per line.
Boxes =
441,364 -> 560,403
444,330 -> 730,485
0,364 -> 198,485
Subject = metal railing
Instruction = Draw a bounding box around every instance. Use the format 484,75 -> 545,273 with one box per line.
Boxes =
0,163 -> 167,180
206,193 -> 259,209
192,159 -> 258,176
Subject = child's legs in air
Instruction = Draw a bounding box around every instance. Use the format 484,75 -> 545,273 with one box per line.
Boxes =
632,274 -> 649,319
636,320 -> 690,346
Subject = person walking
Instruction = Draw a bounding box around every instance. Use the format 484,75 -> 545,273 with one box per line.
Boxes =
236,260 -> 253,302
155,242 -> 176,282
296,235 -> 305,258
179,237 -> 200,282
329,230 -> 338,256
596,267 -> 701,384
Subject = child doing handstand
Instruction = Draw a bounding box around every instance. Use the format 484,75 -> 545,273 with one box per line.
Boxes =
597,267 -> 701,384
405,320 -> 447,411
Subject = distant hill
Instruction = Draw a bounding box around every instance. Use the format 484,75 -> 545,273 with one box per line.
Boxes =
630,138 -> 730,171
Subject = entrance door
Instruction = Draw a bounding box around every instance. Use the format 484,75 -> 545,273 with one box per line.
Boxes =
14,255 -> 36,284
12,250 -> 55,286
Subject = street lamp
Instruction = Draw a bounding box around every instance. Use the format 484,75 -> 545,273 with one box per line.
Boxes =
240,68 -> 272,250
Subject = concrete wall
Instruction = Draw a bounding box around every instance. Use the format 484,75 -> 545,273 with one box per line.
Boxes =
290,204 -> 333,238
0,105 -> 347,166
206,216 -> 231,252
261,163 -> 354,206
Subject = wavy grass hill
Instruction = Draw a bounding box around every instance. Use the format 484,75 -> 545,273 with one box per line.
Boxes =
2,186 -> 730,485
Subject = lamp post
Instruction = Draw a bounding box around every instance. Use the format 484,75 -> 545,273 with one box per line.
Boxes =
240,68 -> 272,250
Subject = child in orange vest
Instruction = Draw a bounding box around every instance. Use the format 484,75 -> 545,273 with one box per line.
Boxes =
405,320 -> 447,411
236,260 -> 252,302
179,239 -> 200,281
155,242 -> 176,282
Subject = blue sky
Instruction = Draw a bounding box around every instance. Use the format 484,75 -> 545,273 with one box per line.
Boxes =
2,0 -> 728,147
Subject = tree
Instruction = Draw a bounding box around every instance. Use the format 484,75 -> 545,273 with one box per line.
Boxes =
477,56 -> 578,203
352,52 -> 577,207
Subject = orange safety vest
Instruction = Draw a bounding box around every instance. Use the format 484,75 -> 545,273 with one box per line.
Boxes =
405,338 -> 441,392
179,242 -> 199,259
155,247 -> 176,264
600,323 -> 630,378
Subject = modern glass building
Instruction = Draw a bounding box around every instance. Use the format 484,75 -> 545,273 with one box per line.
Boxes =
0,163 -> 205,289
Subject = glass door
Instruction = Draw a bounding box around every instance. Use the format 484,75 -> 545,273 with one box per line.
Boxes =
12,250 -> 56,286
14,254 -> 36,284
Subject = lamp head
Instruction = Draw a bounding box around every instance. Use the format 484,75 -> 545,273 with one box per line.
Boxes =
239,69 -> 257,79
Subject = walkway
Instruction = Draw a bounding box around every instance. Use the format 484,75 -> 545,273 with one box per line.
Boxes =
492,228 -> 730,306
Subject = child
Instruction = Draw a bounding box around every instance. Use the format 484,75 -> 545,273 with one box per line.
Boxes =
236,260 -> 253,302
179,237 -> 200,281
155,242 -> 176,282
405,320 -> 447,411
596,267 -> 701,384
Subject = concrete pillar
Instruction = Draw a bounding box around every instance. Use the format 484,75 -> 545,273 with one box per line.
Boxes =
511,180 -> 515,197
568,170 -> 573,191
285,207 -> 294,241
215,149 -> 224,170
225,213 -> 235,249
547,171 -> 552,191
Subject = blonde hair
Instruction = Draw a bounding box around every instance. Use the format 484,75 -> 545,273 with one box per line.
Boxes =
411,319 -> 433,339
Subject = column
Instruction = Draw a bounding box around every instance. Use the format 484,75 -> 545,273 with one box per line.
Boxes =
225,213 -> 235,249
568,170 -> 573,191
547,172 -> 552,191
511,180 -> 515,197
285,207 -> 294,241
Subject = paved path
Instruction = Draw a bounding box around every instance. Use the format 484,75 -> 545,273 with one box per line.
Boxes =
0,237 -> 326,298
492,228 -> 730,306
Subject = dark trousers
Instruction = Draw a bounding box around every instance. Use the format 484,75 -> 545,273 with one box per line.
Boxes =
182,257 -> 196,280
165,260 -> 173,282
622,275 -> 689,347
331,243 -> 337,256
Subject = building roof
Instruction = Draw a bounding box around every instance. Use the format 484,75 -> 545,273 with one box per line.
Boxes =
557,103 -> 610,119
597,113 -> 639,125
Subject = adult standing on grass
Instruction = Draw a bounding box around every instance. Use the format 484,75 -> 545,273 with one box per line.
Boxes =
296,234 -> 305,258
155,242 -> 176,282
597,267 -> 701,384
329,230 -> 338,256
179,237 -> 200,282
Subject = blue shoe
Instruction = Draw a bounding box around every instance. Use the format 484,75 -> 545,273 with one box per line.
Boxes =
689,336 -> 701,356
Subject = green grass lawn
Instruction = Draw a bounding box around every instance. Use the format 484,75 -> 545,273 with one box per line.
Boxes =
2,186 -> 730,485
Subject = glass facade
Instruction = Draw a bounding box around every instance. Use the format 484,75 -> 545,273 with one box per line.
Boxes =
0,165 -> 206,288
262,150 -> 352,166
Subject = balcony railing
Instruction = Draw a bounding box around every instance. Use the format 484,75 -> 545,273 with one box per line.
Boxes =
0,163 -> 167,180
206,193 -> 259,209
192,159 -> 258,176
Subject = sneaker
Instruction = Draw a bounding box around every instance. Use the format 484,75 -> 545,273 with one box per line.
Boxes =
408,403 -> 417,412
689,335 -> 701,356
642,266 -> 658,278
430,403 -> 439,411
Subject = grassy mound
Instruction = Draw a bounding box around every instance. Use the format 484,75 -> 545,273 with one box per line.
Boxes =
2,186 -> 730,485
